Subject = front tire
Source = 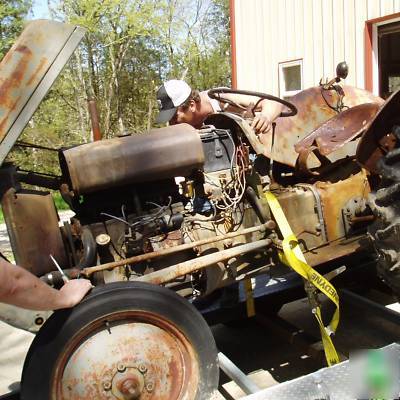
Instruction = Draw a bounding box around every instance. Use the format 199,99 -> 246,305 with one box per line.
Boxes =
21,281 -> 219,399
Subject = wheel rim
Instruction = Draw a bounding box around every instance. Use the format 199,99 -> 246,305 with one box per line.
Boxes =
51,311 -> 199,400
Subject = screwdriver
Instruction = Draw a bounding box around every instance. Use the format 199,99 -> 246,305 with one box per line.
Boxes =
49,254 -> 70,283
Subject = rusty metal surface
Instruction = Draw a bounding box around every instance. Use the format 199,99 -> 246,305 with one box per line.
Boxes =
295,102 -> 381,156
1,188 -> 68,275
275,186 -> 326,250
304,236 -> 366,267
82,223 -> 273,277
357,89 -> 400,174
0,20 -> 85,165
88,99 -> 102,141
61,124 -> 205,194
54,312 -> 199,399
257,86 -> 383,167
315,170 -> 370,242
0,303 -> 52,333
149,230 -> 183,252
137,238 -> 272,286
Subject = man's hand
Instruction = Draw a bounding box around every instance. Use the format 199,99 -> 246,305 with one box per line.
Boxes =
251,114 -> 273,134
251,99 -> 282,134
0,259 -> 94,311
56,279 -> 93,309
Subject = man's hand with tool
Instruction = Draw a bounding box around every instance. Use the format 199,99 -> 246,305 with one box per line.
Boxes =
56,279 -> 93,309
0,257 -> 92,311
50,254 -> 94,309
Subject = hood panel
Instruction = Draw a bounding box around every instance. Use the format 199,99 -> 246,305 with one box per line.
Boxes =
0,20 -> 85,165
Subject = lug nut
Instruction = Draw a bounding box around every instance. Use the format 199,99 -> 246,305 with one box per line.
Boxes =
117,363 -> 126,372
103,381 -> 112,391
138,364 -> 147,374
120,378 -> 141,399
146,381 -> 154,392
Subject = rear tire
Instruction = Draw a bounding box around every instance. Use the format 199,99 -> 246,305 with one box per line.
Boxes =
369,188 -> 400,297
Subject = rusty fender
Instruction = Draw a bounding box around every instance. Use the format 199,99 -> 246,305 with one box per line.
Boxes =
136,238 -> 272,285
82,221 -> 275,276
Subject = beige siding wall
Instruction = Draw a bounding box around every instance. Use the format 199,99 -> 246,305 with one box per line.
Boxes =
234,0 -> 400,94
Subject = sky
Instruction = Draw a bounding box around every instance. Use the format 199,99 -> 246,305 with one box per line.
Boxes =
30,0 -> 51,19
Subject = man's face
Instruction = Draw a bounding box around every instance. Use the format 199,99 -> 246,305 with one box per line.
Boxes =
170,100 -> 202,127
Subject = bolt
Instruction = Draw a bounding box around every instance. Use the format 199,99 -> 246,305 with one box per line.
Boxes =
117,363 -> 126,372
138,364 -> 147,374
103,381 -> 112,391
35,317 -> 44,325
119,378 -> 142,399
146,381 -> 155,392
223,239 -> 233,248
96,233 -> 111,246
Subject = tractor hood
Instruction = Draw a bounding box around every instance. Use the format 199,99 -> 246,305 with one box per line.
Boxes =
0,19 -> 85,165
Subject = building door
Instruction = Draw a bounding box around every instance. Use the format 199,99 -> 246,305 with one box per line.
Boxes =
378,21 -> 400,98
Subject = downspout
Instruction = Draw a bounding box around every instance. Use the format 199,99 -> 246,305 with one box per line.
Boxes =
364,22 -> 373,92
229,0 -> 237,89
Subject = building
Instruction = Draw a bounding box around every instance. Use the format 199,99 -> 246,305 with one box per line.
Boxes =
230,0 -> 400,99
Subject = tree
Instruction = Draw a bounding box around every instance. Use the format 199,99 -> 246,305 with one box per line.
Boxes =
0,0 -> 32,60
52,0 -> 168,137
160,0 -> 231,90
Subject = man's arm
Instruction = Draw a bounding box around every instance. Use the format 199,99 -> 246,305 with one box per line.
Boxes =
215,93 -> 283,134
0,258 -> 92,311
252,99 -> 283,133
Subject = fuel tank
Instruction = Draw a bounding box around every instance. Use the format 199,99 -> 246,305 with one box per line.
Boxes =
60,124 -> 205,194
259,85 -> 383,167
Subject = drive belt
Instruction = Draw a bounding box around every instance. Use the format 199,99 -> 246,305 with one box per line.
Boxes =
264,192 -> 340,366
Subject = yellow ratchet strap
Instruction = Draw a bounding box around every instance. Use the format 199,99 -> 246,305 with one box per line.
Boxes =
244,278 -> 256,317
264,192 -> 340,366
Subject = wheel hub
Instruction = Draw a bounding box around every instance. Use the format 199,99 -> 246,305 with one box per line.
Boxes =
57,316 -> 199,399
110,367 -> 145,399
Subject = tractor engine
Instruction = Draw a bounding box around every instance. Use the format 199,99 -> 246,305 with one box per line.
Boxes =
57,122 -> 270,296
2,115 -> 371,300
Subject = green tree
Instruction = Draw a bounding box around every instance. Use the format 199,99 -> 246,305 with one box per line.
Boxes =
160,0 -> 231,90
0,0 -> 32,59
54,0 -> 167,137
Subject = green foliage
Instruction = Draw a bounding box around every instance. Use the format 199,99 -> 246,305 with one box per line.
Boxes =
53,191 -> 69,210
0,0 -> 32,59
159,0 -> 231,90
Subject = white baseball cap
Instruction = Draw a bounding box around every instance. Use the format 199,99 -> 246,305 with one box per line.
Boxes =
156,80 -> 192,124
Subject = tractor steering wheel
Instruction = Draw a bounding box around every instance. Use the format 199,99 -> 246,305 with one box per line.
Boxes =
207,88 -> 297,118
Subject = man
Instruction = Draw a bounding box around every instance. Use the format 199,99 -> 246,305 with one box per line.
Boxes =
156,79 -> 283,133
0,258 -> 92,311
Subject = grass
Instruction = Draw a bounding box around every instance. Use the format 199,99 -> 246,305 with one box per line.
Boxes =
0,191 -> 70,224
52,191 -> 70,211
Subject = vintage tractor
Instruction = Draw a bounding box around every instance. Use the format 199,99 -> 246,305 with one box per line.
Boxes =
0,19 -> 398,399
